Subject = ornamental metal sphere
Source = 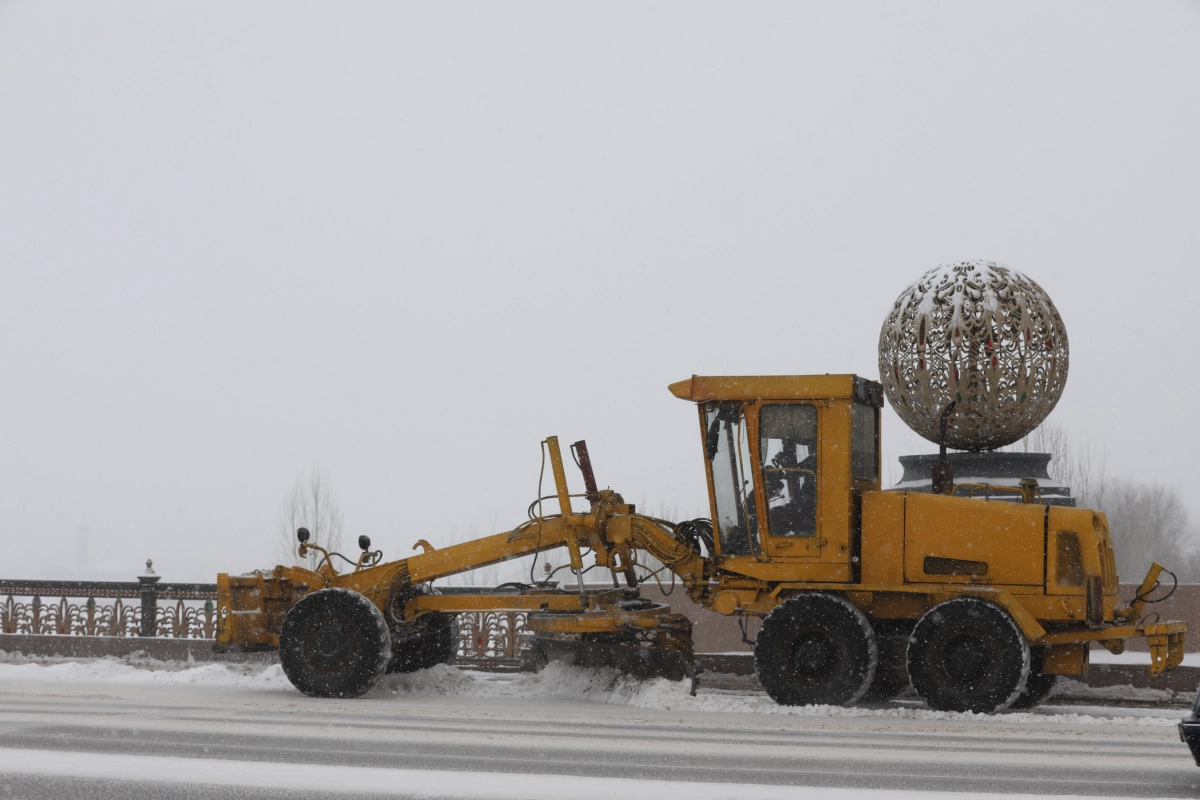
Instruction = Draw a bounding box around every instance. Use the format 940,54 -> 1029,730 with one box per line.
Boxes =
878,260 -> 1068,451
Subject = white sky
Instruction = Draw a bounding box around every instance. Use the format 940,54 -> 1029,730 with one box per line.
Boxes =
2,2 -> 1199,582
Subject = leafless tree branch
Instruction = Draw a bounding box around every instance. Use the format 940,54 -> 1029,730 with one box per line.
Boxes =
276,466 -> 345,569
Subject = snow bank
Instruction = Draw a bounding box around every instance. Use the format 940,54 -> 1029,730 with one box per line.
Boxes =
1054,677 -> 1187,705
375,663 -> 1182,727
0,651 -> 290,689
0,651 -> 1182,727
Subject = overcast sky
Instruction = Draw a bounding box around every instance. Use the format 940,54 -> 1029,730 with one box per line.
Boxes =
2,2 -> 1199,583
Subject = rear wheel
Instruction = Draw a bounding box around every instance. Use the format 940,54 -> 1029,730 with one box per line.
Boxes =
387,613 -> 461,673
1009,646 -> 1058,709
859,621 -> 911,704
907,597 -> 1030,713
754,593 -> 877,706
385,583 -> 461,674
422,612 -> 461,668
279,588 -> 391,698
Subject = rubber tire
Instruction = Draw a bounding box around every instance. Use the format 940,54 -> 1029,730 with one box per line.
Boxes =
859,622 -> 911,704
907,597 -> 1030,713
279,588 -> 391,698
387,613 -> 461,674
1009,646 -> 1058,709
754,593 -> 878,707
422,613 -> 460,668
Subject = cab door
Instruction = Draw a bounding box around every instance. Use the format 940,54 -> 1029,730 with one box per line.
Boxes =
700,400 -> 824,563
756,401 -> 824,559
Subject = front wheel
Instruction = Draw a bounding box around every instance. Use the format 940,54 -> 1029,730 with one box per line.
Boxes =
907,597 -> 1030,713
754,593 -> 877,706
279,588 -> 392,698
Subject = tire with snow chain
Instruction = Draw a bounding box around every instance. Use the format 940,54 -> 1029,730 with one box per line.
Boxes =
421,613 -> 460,669
907,597 -> 1030,713
1008,646 -> 1057,709
858,621 -> 911,704
279,588 -> 391,698
754,593 -> 878,707
387,612 -> 461,673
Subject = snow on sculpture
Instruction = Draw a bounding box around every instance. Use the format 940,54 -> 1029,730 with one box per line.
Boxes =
878,260 -> 1068,451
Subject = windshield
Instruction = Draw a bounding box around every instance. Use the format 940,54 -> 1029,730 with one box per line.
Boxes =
704,401 -> 759,555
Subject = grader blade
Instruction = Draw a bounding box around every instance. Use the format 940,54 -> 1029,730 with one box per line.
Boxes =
524,605 -> 697,693
527,637 -> 697,694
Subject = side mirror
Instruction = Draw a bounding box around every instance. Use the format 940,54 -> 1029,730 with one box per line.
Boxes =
358,535 -> 371,552
296,528 -> 310,543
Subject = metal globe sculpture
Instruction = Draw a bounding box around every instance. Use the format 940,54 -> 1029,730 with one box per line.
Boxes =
878,260 -> 1068,451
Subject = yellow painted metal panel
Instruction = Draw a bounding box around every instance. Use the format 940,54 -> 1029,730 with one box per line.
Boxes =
1043,643 -> 1089,675
1015,594 -> 1086,623
668,374 -> 859,402
860,491 -> 905,585
718,558 -> 852,583
404,520 -> 577,585
819,401 -> 851,565
904,492 -> 1044,586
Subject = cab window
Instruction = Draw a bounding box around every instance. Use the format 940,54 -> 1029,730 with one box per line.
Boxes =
851,402 -> 878,481
704,402 -> 759,555
759,404 -> 818,538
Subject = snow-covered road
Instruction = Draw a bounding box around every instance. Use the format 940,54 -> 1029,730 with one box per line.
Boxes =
0,656 -> 1196,799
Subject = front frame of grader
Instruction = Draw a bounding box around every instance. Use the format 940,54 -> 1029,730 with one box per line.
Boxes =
218,436 -> 704,685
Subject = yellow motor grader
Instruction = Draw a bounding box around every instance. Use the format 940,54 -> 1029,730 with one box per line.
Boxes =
217,374 -> 1185,713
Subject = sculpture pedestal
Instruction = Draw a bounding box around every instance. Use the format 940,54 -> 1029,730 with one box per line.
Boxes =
892,452 -> 1075,507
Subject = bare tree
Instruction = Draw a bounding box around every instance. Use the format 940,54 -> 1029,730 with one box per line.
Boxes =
1104,479 -> 1200,583
276,467 -> 345,568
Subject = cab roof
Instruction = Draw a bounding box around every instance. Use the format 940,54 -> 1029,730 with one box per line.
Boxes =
668,374 -> 883,405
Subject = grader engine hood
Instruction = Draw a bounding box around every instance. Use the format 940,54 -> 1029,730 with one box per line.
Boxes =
901,492 -> 1045,586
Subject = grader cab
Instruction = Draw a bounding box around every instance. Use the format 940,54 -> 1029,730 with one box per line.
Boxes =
218,374 -> 1185,713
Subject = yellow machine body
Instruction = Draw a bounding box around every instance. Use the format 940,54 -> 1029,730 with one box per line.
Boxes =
218,374 -> 1185,687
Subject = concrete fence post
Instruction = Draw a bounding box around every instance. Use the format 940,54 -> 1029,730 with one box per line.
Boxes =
138,559 -> 161,637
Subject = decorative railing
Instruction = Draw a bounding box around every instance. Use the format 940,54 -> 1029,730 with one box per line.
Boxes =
456,611 -> 530,670
0,576 -> 533,669
0,578 -> 218,639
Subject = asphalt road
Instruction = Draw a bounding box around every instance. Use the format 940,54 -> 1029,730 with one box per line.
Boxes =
0,676 -> 1197,799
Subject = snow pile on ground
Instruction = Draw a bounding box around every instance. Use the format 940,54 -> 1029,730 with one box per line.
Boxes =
375,662 -> 1183,727
0,650 -> 1184,727
376,662 -> 479,695
0,650 -> 290,688
1053,677 -> 1188,705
